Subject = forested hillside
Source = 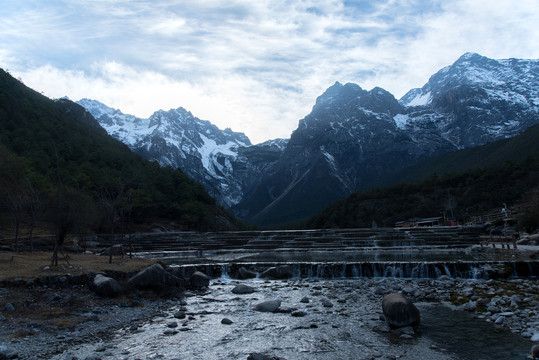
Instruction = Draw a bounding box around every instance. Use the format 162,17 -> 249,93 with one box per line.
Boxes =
0,69 -> 241,239
306,147 -> 539,231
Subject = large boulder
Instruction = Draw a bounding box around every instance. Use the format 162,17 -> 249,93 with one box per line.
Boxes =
90,274 -> 123,297
189,271 -> 210,289
260,265 -> 294,280
128,264 -> 185,292
382,293 -> 420,329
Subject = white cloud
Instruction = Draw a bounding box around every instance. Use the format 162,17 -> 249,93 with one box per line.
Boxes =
1,0 -> 538,143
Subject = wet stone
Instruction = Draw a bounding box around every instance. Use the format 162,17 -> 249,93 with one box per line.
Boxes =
173,311 -> 186,319
322,299 -> 334,308
232,284 -> 256,294
253,300 -> 281,313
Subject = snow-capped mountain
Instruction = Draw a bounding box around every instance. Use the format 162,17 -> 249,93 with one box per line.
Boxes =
77,99 -> 262,207
399,52 -> 539,147
232,53 -> 539,225
78,53 -> 539,225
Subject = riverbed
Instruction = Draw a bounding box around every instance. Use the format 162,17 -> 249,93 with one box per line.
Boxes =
50,277 -> 536,360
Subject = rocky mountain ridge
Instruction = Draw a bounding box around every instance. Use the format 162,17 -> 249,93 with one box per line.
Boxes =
78,53 -> 539,225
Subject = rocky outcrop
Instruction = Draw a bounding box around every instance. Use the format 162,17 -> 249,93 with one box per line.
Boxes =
382,293 -> 420,329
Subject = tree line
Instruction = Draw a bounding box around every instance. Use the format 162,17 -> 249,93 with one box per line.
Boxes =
0,68 -> 243,258
305,156 -> 539,231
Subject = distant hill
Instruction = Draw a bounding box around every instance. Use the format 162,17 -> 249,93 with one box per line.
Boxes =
0,69 -> 241,237
305,125 -> 539,229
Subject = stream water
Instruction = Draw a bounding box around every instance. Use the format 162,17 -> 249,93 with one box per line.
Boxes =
54,277 -> 536,360
59,232 -> 537,359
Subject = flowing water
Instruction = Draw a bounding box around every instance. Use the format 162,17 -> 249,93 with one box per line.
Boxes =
54,278 -> 535,360
69,228 -> 536,359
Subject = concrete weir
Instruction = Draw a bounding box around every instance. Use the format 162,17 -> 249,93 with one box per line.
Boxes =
100,227 -> 538,280
171,260 -> 539,280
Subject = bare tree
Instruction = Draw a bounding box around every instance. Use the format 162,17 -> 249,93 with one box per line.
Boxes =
123,187 -> 135,258
97,185 -> 122,264
6,190 -> 25,251
25,180 -> 41,252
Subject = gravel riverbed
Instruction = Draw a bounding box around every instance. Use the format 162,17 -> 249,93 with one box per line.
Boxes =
2,275 -> 538,360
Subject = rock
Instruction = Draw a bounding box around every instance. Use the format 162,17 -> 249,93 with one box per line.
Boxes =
532,344 -> 539,359
0,345 -> 18,359
321,299 -> 334,308
174,311 -> 186,319
221,318 -> 233,325
292,310 -> 307,317
128,264 -> 185,292
395,326 -> 415,335
374,287 -> 386,295
167,321 -> 178,328
189,271 -> 210,289
83,355 -> 102,360
260,265 -> 294,280
253,300 -> 282,313
300,296 -> 310,303
163,329 -> 178,335
402,286 -> 415,295
4,303 -> 15,312
90,274 -> 123,298
238,267 -> 257,279
247,353 -> 285,360
532,333 -> 539,342
101,244 -> 124,257
232,284 -> 256,294
462,301 -> 477,311
50,293 -> 63,303
382,293 -> 420,329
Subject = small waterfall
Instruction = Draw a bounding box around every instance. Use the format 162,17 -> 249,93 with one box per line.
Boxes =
219,264 -> 231,281
173,261 -> 538,280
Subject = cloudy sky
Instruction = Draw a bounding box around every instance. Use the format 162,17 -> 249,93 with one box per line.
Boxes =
1,1 -> 538,144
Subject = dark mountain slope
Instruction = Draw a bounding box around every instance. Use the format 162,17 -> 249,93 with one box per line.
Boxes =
0,69 -> 240,234
305,125 -> 539,229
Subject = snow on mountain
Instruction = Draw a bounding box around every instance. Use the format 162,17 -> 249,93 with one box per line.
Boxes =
398,52 -> 539,148
77,99 -> 259,207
